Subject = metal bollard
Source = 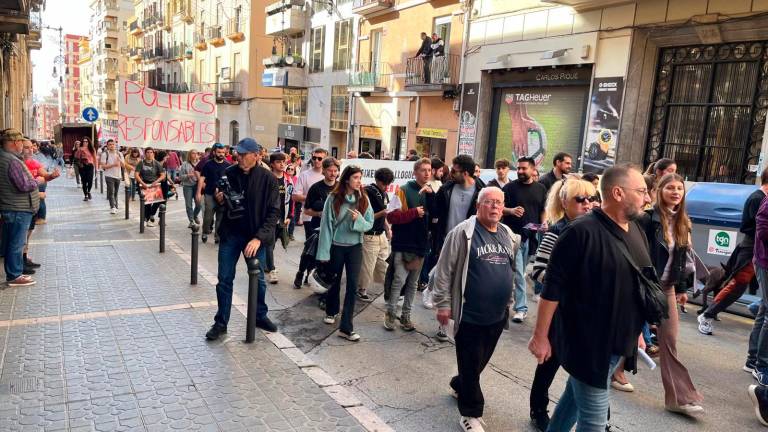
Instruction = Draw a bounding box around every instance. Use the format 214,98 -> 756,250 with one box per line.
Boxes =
190,224 -> 199,285
139,193 -> 145,233
159,203 -> 166,253
244,257 -> 261,343
99,171 -> 104,194
124,185 -> 130,220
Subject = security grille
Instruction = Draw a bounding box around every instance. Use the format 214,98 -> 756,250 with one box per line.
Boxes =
646,43 -> 768,183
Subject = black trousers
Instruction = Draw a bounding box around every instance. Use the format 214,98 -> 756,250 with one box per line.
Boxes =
326,243 -> 362,334
80,164 -> 94,196
450,317 -> 506,418
530,351 -> 560,413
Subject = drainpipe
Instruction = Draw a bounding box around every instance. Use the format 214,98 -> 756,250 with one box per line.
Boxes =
456,0 -> 472,158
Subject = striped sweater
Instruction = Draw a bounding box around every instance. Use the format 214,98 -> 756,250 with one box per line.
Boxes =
529,217 -> 570,283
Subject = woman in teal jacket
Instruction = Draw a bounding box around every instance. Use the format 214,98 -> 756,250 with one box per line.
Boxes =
317,165 -> 374,341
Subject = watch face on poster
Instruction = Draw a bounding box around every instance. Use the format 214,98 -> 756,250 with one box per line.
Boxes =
144,184 -> 165,204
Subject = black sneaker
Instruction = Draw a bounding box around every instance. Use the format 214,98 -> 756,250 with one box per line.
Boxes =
356,291 -> 373,302
201,234 -> 208,243
205,325 -> 227,341
22,266 -> 36,275
293,272 -> 303,289
24,257 -> 41,268
530,409 -> 549,432
318,296 -> 326,311
255,317 -> 277,333
749,384 -> 768,426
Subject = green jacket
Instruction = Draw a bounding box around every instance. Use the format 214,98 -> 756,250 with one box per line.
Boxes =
316,192 -> 374,261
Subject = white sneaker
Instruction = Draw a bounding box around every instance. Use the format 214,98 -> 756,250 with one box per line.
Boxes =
323,315 -> 336,325
459,416 -> 486,432
268,270 -> 279,284
145,219 -> 156,227
110,207 -> 117,215
512,311 -> 527,323
666,403 -> 704,415
697,314 -> 713,335
422,288 -> 434,309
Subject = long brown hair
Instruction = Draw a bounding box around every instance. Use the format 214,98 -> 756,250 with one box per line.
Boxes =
656,173 -> 691,247
332,165 -> 368,217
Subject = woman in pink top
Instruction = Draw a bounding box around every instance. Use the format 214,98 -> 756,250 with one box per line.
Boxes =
164,150 -> 181,182
75,137 -> 96,201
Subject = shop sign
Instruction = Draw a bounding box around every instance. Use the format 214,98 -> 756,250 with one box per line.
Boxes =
416,128 -> 448,139
360,126 -> 383,140
278,123 -> 305,141
707,229 -> 737,256
582,77 -> 625,174
458,83 -> 479,156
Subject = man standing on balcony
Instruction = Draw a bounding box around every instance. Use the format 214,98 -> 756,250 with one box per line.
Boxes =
415,32 -> 433,84
430,32 -> 445,83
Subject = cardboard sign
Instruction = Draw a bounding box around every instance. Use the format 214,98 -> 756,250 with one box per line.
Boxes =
143,184 -> 165,204
706,229 -> 737,256
117,80 -> 217,151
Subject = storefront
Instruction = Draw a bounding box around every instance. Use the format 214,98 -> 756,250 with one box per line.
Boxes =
278,123 -> 321,156
415,128 -> 447,159
486,66 -> 592,172
359,125 -> 383,158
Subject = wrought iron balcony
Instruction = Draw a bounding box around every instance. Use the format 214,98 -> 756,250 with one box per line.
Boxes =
206,26 -> 225,47
210,81 -> 242,102
351,0 -> 392,16
348,62 -> 392,94
405,54 -> 460,91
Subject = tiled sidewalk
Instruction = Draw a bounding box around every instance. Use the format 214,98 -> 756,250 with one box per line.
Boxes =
0,182 -> 367,431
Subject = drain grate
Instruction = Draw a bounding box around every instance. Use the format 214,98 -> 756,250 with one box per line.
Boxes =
0,377 -> 41,394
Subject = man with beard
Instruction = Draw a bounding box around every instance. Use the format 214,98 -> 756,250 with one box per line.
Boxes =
529,164 -> 651,431
538,152 -> 573,192
502,157 -> 547,323
196,143 -> 231,244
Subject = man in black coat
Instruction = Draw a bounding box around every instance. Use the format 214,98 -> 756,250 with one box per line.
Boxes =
414,32 -> 432,84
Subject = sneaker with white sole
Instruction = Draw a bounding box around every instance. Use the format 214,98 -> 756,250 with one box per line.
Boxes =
145,219 -> 156,227
745,361 -> 757,374
459,416 -> 486,432
268,270 -> 279,284
338,331 -> 361,342
422,289 -> 434,309
697,314 -> 713,335
110,207 -> 117,215
323,315 -> 336,325
512,311 -> 527,323
7,275 -> 36,287
749,384 -> 768,426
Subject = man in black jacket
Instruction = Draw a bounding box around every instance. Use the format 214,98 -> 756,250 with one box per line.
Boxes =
529,164 -> 651,431
206,138 -> 281,341
538,152 -> 573,193
415,32 -> 432,84
429,154 -> 483,254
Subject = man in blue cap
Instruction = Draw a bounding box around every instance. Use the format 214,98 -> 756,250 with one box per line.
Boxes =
206,138 -> 281,340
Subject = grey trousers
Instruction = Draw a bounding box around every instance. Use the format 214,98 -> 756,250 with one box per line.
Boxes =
203,194 -> 223,238
385,252 -> 422,317
105,177 -> 120,209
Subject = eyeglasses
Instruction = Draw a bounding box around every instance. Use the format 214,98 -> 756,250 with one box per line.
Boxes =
480,199 -> 504,208
312,156 -> 324,161
573,195 -> 599,204
619,186 -> 649,196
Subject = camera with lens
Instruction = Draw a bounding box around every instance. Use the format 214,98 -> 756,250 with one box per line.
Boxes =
217,175 -> 246,219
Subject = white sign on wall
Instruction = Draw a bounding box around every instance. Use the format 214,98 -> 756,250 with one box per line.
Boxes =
706,229 -> 738,256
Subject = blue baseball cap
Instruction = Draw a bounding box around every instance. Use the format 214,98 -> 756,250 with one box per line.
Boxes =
234,138 -> 262,154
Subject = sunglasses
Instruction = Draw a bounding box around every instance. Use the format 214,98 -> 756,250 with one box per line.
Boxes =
312,156 -> 324,161
573,195 -> 599,204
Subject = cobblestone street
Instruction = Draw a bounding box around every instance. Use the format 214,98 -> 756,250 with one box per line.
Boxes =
0,180 -> 378,432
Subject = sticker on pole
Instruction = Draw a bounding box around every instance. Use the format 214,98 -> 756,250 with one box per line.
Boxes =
707,229 -> 737,256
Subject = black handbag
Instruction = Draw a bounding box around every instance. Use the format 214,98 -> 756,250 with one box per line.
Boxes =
615,239 -> 669,326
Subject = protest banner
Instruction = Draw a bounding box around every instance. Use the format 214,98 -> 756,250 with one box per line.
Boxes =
117,80 -> 217,151
142,184 -> 165,204
341,159 -> 415,198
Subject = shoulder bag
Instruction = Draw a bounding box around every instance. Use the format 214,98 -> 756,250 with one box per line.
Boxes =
614,236 -> 669,326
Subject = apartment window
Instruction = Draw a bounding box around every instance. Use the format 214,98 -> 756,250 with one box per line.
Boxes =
230,121 -> 239,148
282,88 -> 307,125
310,26 -> 325,73
330,86 -> 349,131
333,20 -> 352,71
199,59 -> 205,83
232,53 -> 241,79
433,16 -> 451,53
215,56 -> 221,83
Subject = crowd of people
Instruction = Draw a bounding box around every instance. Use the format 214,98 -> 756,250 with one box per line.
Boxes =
2,127 -> 768,431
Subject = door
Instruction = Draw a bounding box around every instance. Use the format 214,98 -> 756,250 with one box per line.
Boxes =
370,29 -> 383,80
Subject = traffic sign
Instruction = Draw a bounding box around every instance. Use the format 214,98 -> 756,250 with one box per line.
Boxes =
82,107 -> 99,122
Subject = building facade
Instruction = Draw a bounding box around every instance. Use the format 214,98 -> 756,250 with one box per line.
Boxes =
0,0 -> 44,135
463,0 -> 768,184
87,0 -> 132,141
33,91 -> 60,140
350,0 -> 464,161
63,34 -> 86,123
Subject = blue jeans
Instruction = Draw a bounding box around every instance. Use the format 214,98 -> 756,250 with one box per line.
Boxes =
514,240 -> 530,313
182,185 -> 202,222
748,265 -> 768,371
167,169 -> 178,183
548,355 -> 621,432
37,182 -> 47,220
1,211 -> 34,281
130,178 -> 138,199
213,234 -> 268,329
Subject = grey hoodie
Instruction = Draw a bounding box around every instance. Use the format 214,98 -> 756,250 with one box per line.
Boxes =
431,216 -> 520,335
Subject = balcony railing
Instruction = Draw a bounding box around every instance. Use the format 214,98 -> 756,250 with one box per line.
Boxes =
194,31 -> 207,50
348,62 -> 392,93
153,83 -> 192,94
227,17 -> 245,42
129,19 -> 143,35
206,25 -> 222,40
405,54 -> 460,90
128,73 -> 141,82
352,0 -> 392,15
265,1 -> 305,36
211,81 -> 242,101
